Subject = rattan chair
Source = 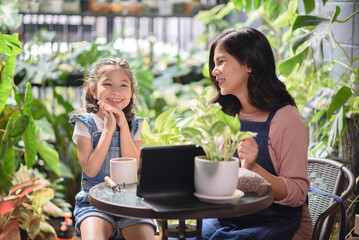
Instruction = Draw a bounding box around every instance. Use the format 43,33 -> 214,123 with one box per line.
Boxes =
308,157 -> 355,240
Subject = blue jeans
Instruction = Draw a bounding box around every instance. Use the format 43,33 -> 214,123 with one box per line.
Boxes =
202,203 -> 301,240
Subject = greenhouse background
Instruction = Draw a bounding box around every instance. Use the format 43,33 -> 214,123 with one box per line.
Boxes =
0,0 -> 358,239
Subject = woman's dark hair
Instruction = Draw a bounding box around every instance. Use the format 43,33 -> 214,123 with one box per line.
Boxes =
84,58 -> 136,129
209,27 -> 296,116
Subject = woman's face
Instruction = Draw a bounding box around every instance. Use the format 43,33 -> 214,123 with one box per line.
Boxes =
91,66 -> 133,110
212,46 -> 251,98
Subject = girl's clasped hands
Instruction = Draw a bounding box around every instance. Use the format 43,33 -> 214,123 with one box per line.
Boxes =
98,100 -> 127,131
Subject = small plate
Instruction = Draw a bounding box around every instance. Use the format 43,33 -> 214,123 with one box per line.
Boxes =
194,189 -> 244,204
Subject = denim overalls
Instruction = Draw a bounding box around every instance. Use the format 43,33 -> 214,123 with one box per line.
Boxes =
70,113 -> 156,239
202,110 -> 302,240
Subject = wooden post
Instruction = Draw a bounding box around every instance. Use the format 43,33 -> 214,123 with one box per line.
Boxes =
342,114 -> 359,234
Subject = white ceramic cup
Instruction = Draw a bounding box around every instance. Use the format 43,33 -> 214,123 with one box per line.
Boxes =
110,157 -> 137,185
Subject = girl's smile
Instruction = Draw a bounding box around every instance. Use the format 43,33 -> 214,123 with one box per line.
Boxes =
90,66 -> 133,111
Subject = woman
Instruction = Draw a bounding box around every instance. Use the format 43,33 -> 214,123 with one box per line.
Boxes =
202,28 -> 312,240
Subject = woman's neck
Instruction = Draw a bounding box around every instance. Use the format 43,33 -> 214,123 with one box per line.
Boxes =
240,101 -> 259,114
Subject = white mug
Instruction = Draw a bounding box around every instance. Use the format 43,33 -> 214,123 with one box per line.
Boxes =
110,157 -> 137,185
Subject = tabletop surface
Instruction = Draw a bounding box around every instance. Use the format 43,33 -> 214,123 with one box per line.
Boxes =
89,182 -> 273,220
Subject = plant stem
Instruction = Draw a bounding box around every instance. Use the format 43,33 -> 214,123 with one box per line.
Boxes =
0,107 -> 22,123
0,54 -> 6,78
335,41 -> 351,68
346,194 -> 359,214
335,9 -> 359,24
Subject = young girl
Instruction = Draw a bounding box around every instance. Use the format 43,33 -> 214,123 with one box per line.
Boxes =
70,58 -> 156,240
202,28 -> 312,239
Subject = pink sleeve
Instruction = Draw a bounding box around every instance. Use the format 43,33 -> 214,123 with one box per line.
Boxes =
270,106 -> 310,207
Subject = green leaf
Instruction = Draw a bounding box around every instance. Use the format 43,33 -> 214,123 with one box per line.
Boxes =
311,109 -> 326,123
278,47 -> 309,77
3,138 -> 15,174
164,119 -> 177,133
0,162 -> 12,193
9,115 -> 29,137
217,2 -> 235,19
22,83 -> 37,168
245,0 -> 252,12
57,161 -> 74,179
253,0 -> 261,10
30,100 -> 48,120
326,86 -> 352,120
154,108 -> 176,131
216,111 -> 240,133
349,96 -> 359,114
2,118 -> 13,141
292,15 -> 329,32
181,127 -> 203,141
292,32 -> 311,53
231,0 -> 243,9
33,188 -> 54,207
338,107 -> 347,136
140,119 -> 154,144
331,6 -> 341,23
54,91 -> 74,113
208,121 -> 225,137
291,11 -> 337,70
237,131 -> 257,141
328,112 -> 338,147
0,34 -> 23,56
0,39 -> 12,54
37,141 -> 60,176
303,0 -> 315,14
0,42 -> 17,113
272,0 -> 298,27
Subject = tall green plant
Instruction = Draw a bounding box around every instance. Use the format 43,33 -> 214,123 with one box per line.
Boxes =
0,33 -> 65,239
0,33 -> 61,191
278,5 -> 359,156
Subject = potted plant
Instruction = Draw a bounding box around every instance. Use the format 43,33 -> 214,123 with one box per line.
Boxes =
0,165 -> 61,240
181,92 -> 255,198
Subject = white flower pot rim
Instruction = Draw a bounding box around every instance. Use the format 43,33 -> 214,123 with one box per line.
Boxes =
195,155 -> 239,162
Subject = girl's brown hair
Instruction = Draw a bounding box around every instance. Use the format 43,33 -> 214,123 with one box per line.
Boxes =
84,58 -> 136,129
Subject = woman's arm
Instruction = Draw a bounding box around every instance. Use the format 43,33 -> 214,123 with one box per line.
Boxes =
271,117 -> 309,206
237,137 -> 287,200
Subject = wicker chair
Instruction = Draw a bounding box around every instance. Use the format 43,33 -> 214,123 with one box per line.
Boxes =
308,157 -> 356,240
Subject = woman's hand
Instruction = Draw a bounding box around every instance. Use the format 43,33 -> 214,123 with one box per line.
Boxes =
237,137 -> 258,170
98,100 -> 127,128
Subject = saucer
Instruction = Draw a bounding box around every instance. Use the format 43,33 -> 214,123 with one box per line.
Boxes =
194,189 -> 244,204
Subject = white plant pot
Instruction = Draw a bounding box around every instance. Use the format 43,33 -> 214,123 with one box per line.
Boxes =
194,156 -> 239,196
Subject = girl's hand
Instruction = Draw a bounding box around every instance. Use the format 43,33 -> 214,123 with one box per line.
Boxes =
237,137 -> 258,170
102,108 -> 117,134
98,100 -> 127,128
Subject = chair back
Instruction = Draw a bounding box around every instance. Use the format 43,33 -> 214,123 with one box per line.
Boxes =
308,157 -> 355,240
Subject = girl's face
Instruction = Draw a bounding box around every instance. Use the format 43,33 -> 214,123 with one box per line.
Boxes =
90,66 -> 133,110
212,46 -> 251,98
